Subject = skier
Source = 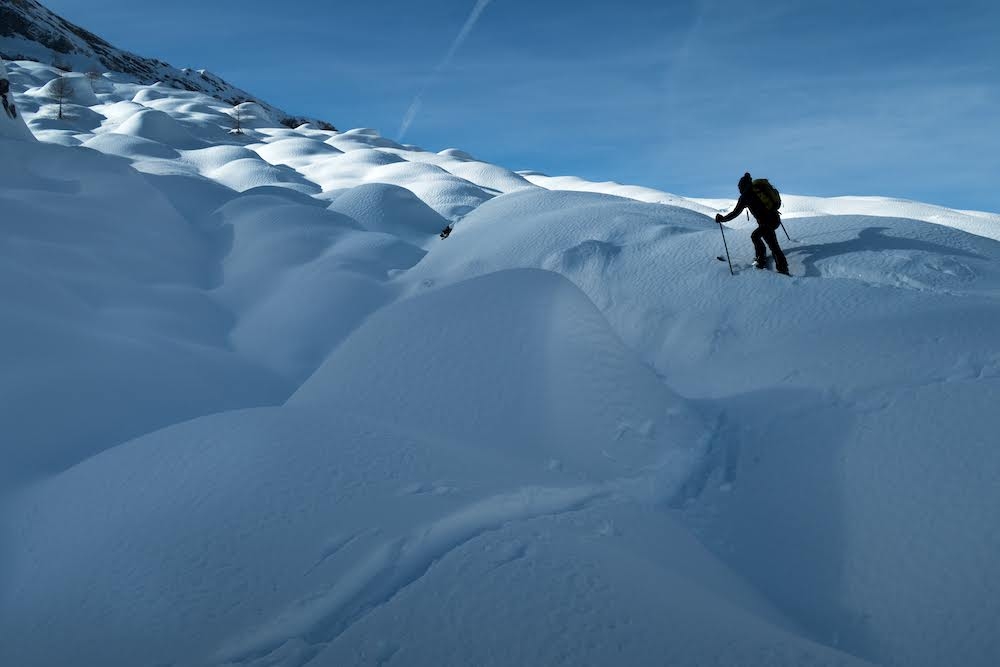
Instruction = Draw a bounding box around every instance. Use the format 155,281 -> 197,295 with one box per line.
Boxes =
715,172 -> 788,275
1,76 -> 17,119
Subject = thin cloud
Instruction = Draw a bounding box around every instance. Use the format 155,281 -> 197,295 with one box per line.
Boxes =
399,0 -> 494,140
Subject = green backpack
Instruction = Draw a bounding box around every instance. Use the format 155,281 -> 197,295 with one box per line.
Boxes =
751,178 -> 781,212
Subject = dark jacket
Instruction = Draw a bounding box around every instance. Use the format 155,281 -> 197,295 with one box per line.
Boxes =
718,190 -> 781,230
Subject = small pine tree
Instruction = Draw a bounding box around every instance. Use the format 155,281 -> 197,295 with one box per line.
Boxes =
230,101 -> 245,135
50,76 -> 73,120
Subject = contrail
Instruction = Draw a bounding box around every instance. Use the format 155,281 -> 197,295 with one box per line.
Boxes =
440,0 -> 493,67
399,0 -> 494,140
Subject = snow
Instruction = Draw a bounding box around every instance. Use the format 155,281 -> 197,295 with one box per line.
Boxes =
1,56 -> 999,667
112,106 -> 203,148
325,182 -> 448,248
32,72 -> 101,106
521,170 -> 718,216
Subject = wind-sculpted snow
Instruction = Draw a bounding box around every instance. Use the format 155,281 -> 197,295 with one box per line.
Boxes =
0,138 -> 286,485
293,270 -> 710,487
0,273 -> 869,667
327,127 -> 407,151
326,182 -> 449,248
251,136 -> 344,168
31,71 -> 100,106
213,193 -> 421,380
210,156 -> 322,194
83,132 -> 182,160
112,106 -> 203,149
522,170 -> 719,215
1,56 -> 999,667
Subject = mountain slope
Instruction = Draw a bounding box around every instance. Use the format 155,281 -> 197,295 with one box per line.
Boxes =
0,0 -> 332,128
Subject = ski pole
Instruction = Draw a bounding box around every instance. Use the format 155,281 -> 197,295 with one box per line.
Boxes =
779,219 -> 790,241
718,220 -> 734,275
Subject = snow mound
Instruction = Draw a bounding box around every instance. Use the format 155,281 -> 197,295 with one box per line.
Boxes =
180,144 -> 259,172
366,161 -> 493,220
328,127 -> 405,150
438,147 -> 475,160
113,107 -> 201,149
27,103 -> 104,136
211,194 -> 420,379
0,139 -> 284,482
404,187 -> 708,297
304,147 -> 406,185
96,99 -> 147,124
166,99 -> 223,116
322,145 -> 405,167
210,194 -> 358,311
444,159 -> 537,193
326,182 -> 448,247
209,156 -> 321,193
33,73 -> 100,106
294,269 -> 708,484
300,149 -> 493,220
252,136 -> 343,168
83,132 -> 181,160
131,87 -> 169,104
524,171 -> 722,216
229,261 -> 401,381
229,100 -> 277,129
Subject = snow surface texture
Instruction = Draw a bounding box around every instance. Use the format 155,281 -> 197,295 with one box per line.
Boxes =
1,59 -> 999,667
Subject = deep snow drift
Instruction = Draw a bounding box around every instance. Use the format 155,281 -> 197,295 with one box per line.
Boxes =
1,58 -> 999,667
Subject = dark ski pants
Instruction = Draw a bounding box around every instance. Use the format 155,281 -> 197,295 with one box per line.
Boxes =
751,226 -> 788,273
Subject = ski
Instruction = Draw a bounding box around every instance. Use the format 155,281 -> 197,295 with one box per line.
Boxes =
716,256 -> 790,275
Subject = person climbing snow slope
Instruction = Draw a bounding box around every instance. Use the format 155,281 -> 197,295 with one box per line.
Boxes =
716,172 -> 789,275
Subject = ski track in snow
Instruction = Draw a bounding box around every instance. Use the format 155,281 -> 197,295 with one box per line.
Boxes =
215,485 -> 609,667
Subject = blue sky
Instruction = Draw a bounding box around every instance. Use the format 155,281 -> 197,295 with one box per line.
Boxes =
43,0 -> 1000,211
